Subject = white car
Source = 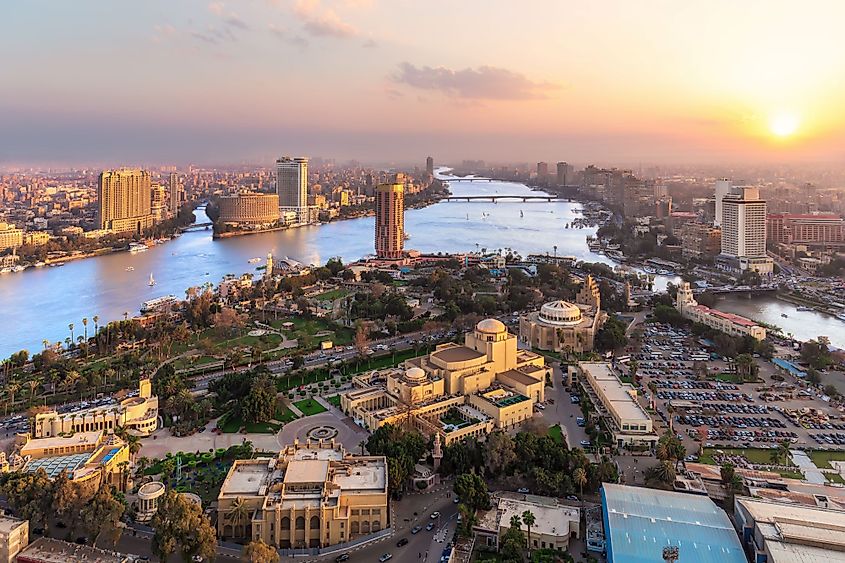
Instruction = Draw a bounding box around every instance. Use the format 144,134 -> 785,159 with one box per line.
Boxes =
430,511 -> 440,519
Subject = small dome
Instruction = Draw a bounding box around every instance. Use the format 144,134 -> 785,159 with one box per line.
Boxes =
405,367 -> 426,382
539,300 -> 583,326
476,318 -> 506,334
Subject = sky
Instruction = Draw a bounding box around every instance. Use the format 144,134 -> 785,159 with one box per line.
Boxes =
3,0 -> 845,166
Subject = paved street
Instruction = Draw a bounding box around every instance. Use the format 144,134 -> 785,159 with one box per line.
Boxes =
537,362 -> 589,448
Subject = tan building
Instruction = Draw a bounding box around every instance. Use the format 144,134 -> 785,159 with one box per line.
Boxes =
675,283 -> 766,340
577,362 -> 658,448
217,441 -> 387,549
0,514 -> 28,563
32,379 -> 158,438
681,222 -> 722,258
136,481 -> 166,523
475,493 -> 580,552
0,223 -> 23,251
97,169 -> 154,234
18,430 -> 130,491
341,319 -> 549,444
519,275 -> 607,353
374,174 -> 404,259
218,192 -> 281,225
17,537 -> 132,563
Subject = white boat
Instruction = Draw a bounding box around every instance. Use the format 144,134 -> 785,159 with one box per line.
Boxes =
403,233 -> 411,240
247,257 -> 262,264
0,268 -> 10,274
148,273 -> 156,286
125,266 -> 134,272
12,265 -> 26,272
837,313 -> 845,322
141,295 -> 178,313
34,262 -> 46,268
796,306 -> 813,312
129,242 -> 147,253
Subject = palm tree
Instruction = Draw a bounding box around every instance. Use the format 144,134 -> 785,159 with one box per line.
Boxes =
228,496 -> 251,538
68,323 -> 75,346
770,440 -> 791,466
573,467 -> 587,498
27,378 -> 41,406
358,440 -> 366,455
5,382 -> 19,415
522,510 -> 536,554
42,339 -> 49,351
93,315 -> 99,336
553,245 -> 558,258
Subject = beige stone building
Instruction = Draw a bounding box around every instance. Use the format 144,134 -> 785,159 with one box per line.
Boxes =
0,514 -> 28,563
97,169 -> 154,234
218,192 -> 281,225
341,319 -> 549,445
216,441 -> 387,549
31,379 -> 158,438
374,174 -> 404,259
676,282 -> 766,340
0,223 -> 23,251
475,493 -> 580,552
519,275 -> 607,353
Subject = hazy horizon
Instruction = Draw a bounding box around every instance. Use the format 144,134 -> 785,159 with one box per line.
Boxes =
4,1 -> 845,166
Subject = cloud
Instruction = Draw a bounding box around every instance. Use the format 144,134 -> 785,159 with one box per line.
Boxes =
225,13 -> 249,30
362,37 -> 377,48
268,23 -> 309,48
152,24 -> 176,43
208,1 -> 225,15
294,0 -> 358,38
392,63 -> 558,100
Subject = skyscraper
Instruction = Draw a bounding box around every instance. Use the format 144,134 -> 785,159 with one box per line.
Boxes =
714,178 -> 732,227
426,156 -> 434,176
556,161 -> 571,186
719,186 -> 772,274
276,156 -> 308,223
97,169 -> 154,234
374,173 -> 405,259
150,183 -> 166,221
169,172 -> 181,216
536,162 -> 549,179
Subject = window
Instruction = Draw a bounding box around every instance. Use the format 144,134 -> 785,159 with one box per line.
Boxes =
281,517 -> 290,530
296,517 -> 305,530
310,516 -> 320,529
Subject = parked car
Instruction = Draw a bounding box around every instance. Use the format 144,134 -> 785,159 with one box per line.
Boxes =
411,526 -> 422,534
335,555 -> 350,563
426,522 -> 435,531
397,538 -> 409,547
379,553 -> 393,562
430,511 -> 441,519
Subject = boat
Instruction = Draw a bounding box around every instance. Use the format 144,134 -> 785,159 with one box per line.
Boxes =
129,242 -> 147,253
403,233 -> 411,240
0,268 -> 10,275
247,257 -> 262,264
34,262 -> 46,268
797,306 -> 813,312
148,273 -> 156,286
125,266 -> 134,272
781,313 -> 788,318
837,313 -> 845,322
141,295 -> 178,313
12,265 -> 26,273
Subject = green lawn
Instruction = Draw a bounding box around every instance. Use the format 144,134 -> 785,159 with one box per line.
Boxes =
313,288 -> 349,301
809,450 -> 845,470
548,424 -> 564,445
713,372 -> 743,384
219,404 -> 298,433
294,398 -> 328,416
827,472 -> 845,484
326,395 -> 342,408
276,405 -> 299,423
699,447 -> 796,467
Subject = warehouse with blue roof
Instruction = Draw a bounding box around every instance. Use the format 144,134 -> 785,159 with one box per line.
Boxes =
601,483 -> 746,563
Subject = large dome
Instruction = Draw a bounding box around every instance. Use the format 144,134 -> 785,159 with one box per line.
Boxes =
539,300 -> 583,326
404,367 -> 426,382
476,318 -> 506,334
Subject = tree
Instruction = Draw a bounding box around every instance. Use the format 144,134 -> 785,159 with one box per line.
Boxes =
225,496 -> 251,539
241,373 -> 276,424
151,489 -> 217,563
0,469 -> 52,532
500,514 -> 525,562
806,368 -> 822,386
80,483 -> 125,547
573,467 -> 587,498
645,461 -> 676,487
521,510 -> 536,554
769,440 -> 791,466
484,431 -> 516,477
824,384 -> 840,399
594,316 -> 628,352
243,539 -> 280,563
454,473 -> 491,511
735,354 -> 757,382
52,470 -> 80,524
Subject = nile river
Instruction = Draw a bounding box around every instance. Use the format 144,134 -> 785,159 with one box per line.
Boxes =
0,171 -> 841,356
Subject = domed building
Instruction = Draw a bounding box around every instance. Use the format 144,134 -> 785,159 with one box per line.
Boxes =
519,275 -> 608,353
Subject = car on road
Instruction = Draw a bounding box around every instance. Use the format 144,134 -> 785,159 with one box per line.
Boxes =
566,495 -> 579,501
517,487 -> 530,493
453,496 -> 460,504
430,511 -> 441,519
397,538 -> 409,547
335,555 -> 350,562
411,525 -> 422,534
576,417 -> 585,427
379,553 -> 393,562
426,522 -> 435,531
580,439 -> 592,447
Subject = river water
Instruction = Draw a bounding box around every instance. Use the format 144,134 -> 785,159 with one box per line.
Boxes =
1,171 -> 838,356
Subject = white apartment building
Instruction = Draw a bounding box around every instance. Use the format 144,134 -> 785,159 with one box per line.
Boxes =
276,156 -> 309,223
719,186 -> 773,274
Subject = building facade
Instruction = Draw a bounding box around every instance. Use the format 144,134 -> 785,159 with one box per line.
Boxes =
168,172 -> 181,216
374,174 -> 404,259
276,156 -> 308,222
217,441 -> 388,549
767,212 -> 845,246
0,515 -> 28,563
714,178 -> 732,227
426,156 -> 434,176
475,493 -> 580,552
675,282 -> 766,340
681,222 -> 722,258
218,193 -> 281,225
97,169 -> 154,234
0,223 -> 23,251
519,275 -> 607,353
719,186 -> 772,274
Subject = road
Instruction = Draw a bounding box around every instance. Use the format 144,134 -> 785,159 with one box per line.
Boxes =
537,362 -> 590,448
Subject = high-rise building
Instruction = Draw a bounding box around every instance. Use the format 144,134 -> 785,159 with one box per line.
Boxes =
714,178 -> 732,227
536,162 -> 549,180
275,156 -> 308,223
374,173 -> 405,259
150,184 -> 166,221
426,156 -> 434,176
168,172 -> 181,216
719,186 -> 773,274
97,169 -> 154,234
556,161 -> 572,186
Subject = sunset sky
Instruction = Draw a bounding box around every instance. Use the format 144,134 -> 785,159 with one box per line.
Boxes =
3,0 -> 845,165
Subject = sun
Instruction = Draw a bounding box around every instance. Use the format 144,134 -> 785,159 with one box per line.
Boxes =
769,113 -> 800,138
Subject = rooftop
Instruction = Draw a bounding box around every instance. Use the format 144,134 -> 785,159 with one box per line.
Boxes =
221,459 -> 272,496
602,483 -> 745,563
497,369 -> 542,387
21,430 -> 103,454
0,514 -> 26,534
18,537 -> 130,563
284,459 -> 330,484
430,346 -> 485,364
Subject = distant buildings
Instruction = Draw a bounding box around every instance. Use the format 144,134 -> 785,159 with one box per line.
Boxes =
426,156 -> 434,176
576,362 -> 658,448
718,185 -> 773,274
341,319 -> 549,445
601,483 -> 746,563
519,275 -> 607,353
556,161 -> 572,186
97,169 -> 154,234
536,162 -> 549,180
681,222 -> 722,259
714,178 -> 732,227
675,282 -> 766,340
374,173 -> 404,259
475,492 -> 581,552
767,212 -> 844,246
150,183 -> 166,221
0,222 -> 23,251
168,172 -> 181,216
216,441 -> 388,548
276,156 -> 309,224
218,192 -> 280,225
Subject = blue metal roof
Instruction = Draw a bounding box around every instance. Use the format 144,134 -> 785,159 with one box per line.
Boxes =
602,484 -> 746,563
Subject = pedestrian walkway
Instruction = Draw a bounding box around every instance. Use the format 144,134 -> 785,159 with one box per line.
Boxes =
791,449 -> 826,484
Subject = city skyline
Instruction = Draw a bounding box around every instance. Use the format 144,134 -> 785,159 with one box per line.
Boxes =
4,1 -> 845,166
